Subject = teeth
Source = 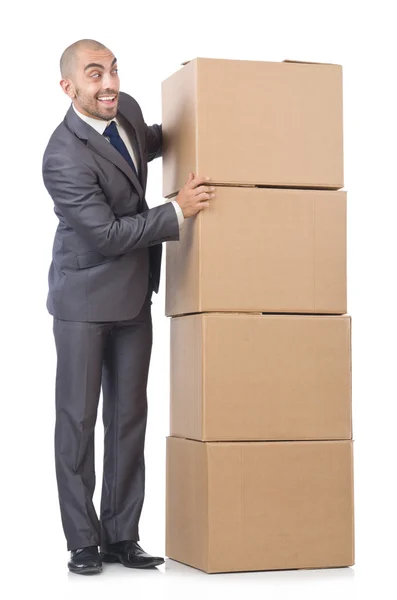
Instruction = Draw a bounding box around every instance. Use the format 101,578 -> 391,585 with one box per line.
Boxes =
98,96 -> 115,101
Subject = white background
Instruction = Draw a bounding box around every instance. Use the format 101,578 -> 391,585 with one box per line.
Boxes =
1,0 -> 396,598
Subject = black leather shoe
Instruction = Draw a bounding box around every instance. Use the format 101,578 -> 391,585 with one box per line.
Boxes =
100,540 -> 164,568
68,546 -> 102,575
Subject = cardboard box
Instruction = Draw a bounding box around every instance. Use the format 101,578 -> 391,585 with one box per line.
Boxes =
162,58 -> 343,197
166,187 -> 346,316
166,437 -> 354,573
170,313 -> 352,441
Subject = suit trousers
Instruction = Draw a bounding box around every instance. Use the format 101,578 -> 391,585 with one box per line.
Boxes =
52,290 -> 153,551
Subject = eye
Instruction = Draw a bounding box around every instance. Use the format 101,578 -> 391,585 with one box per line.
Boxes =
91,73 -> 101,78
113,68 -> 119,74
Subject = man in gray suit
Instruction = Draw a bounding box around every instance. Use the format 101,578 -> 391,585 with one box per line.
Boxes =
43,39 -> 215,575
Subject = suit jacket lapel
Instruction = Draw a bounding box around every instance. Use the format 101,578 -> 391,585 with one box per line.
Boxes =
64,104 -> 145,200
87,128 -> 145,198
117,96 -> 148,189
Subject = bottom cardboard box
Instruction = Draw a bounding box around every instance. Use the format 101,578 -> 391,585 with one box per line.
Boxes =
166,437 -> 354,573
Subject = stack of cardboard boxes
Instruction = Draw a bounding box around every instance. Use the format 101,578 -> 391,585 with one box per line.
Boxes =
161,58 -> 354,573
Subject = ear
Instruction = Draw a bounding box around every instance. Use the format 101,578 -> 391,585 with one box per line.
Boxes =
60,78 -> 76,99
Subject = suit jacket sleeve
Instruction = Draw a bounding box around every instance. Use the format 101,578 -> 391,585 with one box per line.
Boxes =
43,151 -> 179,257
145,123 -> 162,161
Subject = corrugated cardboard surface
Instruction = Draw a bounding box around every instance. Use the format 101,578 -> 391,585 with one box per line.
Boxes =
166,437 -> 354,573
170,313 -> 352,441
166,188 -> 346,316
162,58 -> 343,196
166,436 -> 208,571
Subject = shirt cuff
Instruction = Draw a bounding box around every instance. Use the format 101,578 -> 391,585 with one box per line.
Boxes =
171,200 -> 185,229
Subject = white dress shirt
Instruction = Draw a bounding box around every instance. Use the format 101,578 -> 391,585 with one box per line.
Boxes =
72,103 -> 184,229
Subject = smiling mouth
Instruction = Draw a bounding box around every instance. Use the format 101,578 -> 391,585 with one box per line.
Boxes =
97,95 -> 118,104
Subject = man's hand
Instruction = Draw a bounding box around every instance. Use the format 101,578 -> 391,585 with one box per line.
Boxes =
175,173 -> 215,218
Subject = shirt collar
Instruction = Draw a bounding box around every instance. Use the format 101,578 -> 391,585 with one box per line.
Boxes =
72,103 -> 119,135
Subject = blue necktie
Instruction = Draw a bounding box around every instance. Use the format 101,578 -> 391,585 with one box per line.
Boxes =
103,120 -> 138,177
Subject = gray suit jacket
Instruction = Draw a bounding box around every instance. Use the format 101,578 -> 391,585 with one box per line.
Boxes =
43,91 -> 179,322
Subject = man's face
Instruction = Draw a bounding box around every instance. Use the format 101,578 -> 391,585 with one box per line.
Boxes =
61,48 -> 120,120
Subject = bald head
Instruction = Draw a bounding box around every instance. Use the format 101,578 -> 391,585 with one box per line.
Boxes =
59,39 -> 120,121
60,39 -> 109,79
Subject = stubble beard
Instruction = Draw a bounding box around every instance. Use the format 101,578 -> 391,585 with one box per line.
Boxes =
75,88 -> 118,121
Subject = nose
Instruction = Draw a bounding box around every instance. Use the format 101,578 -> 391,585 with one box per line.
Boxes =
102,71 -> 117,90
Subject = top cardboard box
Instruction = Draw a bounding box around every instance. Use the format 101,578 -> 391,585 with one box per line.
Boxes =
162,58 -> 344,197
